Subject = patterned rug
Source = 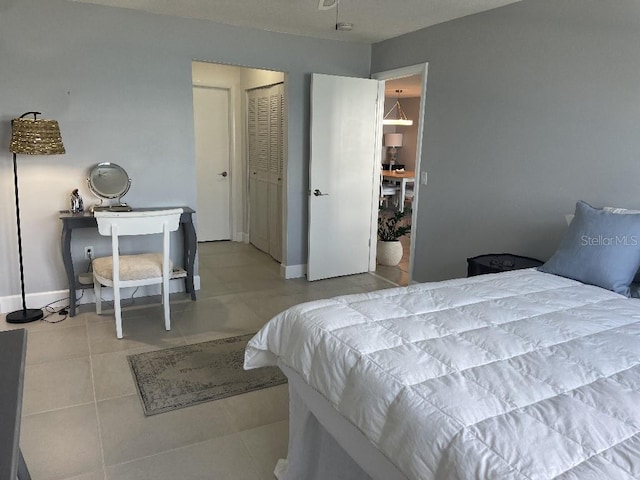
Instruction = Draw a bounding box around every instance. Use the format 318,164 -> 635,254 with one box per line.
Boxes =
128,333 -> 287,416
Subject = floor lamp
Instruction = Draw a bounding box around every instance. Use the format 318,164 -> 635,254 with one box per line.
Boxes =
6,112 -> 65,324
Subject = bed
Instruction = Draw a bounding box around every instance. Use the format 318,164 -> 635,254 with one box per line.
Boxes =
244,202 -> 640,479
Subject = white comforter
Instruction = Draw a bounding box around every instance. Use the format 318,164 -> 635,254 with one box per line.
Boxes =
244,269 -> 640,479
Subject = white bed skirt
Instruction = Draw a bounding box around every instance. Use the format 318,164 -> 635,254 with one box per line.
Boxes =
279,362 -> 408,480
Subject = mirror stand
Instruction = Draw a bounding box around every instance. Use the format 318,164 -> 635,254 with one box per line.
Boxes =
87,163 -> 133,212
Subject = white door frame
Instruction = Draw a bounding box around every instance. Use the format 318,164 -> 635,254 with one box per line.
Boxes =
371,63 -> 429,283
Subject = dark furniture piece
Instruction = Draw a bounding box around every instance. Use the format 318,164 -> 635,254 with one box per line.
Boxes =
467,253 -> 543,277
0,329 -> 31,480
381,164 -> 405,171
60,206 -> 197,317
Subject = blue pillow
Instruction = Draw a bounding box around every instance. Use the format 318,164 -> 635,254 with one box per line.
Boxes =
538,201 -> 640,296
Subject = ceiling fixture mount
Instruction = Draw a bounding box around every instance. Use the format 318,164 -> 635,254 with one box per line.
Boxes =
383,89 -> 413,126
318,0 -> 339,10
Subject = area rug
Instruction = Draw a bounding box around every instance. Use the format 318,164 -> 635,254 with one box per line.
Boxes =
128,333 -> 287,416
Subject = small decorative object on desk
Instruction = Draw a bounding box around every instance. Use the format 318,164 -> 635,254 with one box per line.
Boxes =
70,189 -> 84,213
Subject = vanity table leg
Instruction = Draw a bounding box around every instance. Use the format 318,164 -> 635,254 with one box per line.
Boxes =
61,224 -> 77,317
183,216 -> 197,301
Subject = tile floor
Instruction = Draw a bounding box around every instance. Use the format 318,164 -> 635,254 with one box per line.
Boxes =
1,241 -> 396,480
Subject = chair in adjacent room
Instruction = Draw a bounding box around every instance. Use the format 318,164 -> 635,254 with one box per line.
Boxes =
380,173 -> 400,209
92,208 -> 183,339
403,181 -> 415,211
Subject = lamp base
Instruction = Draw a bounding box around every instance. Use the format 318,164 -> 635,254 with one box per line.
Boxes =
6,308 -> 44,324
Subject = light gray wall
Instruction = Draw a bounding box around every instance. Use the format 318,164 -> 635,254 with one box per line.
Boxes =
372,0 -> 640,281
0,0 -> 370,302
396,98 -> 420,171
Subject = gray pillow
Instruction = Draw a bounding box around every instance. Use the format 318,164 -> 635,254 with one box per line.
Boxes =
538,201 -> 640,296
603,206 -> 640,283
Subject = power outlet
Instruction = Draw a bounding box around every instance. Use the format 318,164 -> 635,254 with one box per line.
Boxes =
84,246 -> 94,260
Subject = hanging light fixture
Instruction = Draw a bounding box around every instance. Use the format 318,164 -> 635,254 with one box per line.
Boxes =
320,0 -> 354,32
383,90 -> 413,126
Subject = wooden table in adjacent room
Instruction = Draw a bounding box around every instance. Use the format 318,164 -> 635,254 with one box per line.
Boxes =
382,170 -> 415,212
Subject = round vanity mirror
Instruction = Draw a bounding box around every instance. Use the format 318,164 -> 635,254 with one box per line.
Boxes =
87,163 -> 131,208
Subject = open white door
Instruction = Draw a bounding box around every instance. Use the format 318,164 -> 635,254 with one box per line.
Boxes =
308,73 -> 383,281
193,86 -> 231,241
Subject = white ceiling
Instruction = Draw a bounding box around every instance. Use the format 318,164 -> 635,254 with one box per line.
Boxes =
70,0 -> 521,43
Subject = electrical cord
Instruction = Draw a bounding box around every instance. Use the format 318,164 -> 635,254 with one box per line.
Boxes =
99,287 -> 139,308
37,247 -> 140,324
40,290 -> 84,324
39,251 -> 93,324
41,297 -> 69,323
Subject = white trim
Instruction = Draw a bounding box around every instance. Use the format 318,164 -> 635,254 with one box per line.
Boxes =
233,231 -> 248,242
280,75 -> 290,270
368,80 -> 386,273
281,263 -> 306,279
0,275 -> 201,314
371,63 -> 428,83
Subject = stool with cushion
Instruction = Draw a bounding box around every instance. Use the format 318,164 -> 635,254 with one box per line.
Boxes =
92,209 -> 183,339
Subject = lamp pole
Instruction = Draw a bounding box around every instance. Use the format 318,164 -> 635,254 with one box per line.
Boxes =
7,149 -> 41,321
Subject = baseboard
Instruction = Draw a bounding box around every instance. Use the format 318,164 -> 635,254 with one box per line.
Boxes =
233,231 -> 249,242
0,275 -> 201,314
281,263 -> 306,279
0,290 -> 71,314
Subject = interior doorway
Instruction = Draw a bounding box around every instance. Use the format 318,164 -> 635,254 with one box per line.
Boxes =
191,61 -> 287,264
372,64 -> 428,286
193,85 -> 231,241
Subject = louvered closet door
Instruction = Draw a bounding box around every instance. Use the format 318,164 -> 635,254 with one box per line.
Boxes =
248,84 -> 284,261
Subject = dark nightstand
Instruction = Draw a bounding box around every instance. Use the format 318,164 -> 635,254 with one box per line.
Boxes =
467,253 -> 543,277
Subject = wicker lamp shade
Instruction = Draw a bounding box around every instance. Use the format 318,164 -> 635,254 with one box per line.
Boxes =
10,117 -> 65,155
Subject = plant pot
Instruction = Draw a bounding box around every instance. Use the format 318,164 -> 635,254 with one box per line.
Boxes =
377,240 -> 403,266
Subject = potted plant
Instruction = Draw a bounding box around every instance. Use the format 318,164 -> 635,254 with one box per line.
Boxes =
377,210 -> 411,266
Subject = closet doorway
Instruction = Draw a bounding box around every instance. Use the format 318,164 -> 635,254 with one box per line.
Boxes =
247,83 -> 284,262
192,61 -> 286,263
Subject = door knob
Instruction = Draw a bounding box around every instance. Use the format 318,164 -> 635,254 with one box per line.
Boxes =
313,189 -> 328,196
219,171 -> 228,177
